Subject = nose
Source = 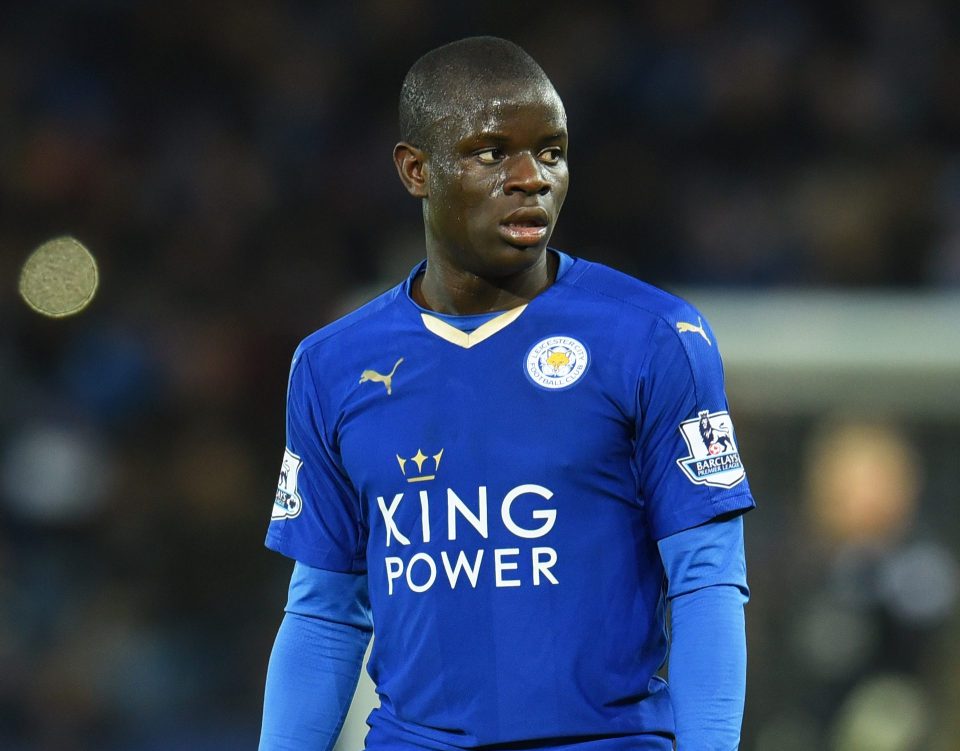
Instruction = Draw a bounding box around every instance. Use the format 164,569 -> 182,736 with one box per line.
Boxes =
503,152 -> 550,196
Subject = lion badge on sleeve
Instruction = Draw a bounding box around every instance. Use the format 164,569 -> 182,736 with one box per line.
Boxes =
676,410 -> 745,488
272,448 -> 303,520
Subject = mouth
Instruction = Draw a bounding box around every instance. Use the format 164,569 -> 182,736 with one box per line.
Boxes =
498,207 -> 550,247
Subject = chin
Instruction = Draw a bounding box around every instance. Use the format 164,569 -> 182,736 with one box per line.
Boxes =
479,243 -> 547,277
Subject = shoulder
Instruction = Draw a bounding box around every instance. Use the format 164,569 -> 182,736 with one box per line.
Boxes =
562,256 -> 706,334
285,282 -> 411,411
293,283 -> 405,369
559,256 -> 726,394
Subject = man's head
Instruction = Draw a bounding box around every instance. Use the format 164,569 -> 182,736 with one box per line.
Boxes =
394,37 -> 569,282
399,36 -> 557,153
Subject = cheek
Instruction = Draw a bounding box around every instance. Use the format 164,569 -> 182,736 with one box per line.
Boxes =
428,163 -> 501,222
474,180 -> 500,206
485,167 -> 507,199
428,165 -> 464,215
552,166 -> 570,200
458,173 -> 501,211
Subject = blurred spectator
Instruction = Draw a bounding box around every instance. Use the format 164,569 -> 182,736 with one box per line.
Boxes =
749,418 -> 958,750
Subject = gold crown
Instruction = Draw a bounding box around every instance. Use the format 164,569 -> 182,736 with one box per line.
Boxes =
396,448 -> 444,483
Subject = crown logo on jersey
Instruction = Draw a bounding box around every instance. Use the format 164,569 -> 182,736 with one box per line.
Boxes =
396,448 -> 444,483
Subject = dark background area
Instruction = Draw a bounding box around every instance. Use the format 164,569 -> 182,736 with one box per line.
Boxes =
2,2 -> 959,749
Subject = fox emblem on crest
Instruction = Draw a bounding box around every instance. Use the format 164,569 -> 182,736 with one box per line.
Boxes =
545,350 -> 570,372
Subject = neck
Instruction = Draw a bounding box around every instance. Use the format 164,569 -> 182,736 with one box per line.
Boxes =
413,250 -> 558,315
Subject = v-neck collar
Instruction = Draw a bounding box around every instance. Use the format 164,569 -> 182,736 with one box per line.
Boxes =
419,305 -> 528,349
403,250 -> 577,349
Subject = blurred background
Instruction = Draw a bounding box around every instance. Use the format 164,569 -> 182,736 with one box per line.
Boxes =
2,1 -> 960,749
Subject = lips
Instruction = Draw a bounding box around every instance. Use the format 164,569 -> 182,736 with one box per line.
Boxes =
499,207 -> 550,246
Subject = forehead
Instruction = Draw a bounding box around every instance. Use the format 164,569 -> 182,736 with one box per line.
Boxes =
432,80 -> 567,145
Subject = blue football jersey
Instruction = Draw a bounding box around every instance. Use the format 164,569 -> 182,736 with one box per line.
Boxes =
266,252 -> 755,749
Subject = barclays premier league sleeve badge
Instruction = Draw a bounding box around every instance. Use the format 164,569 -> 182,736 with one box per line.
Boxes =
272,448 -> 303,520
676,410 -> 746,488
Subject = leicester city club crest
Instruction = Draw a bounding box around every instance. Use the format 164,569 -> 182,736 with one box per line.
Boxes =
525,336 -> 589,390
675,410 -> 746,488
272,448 -> 303,520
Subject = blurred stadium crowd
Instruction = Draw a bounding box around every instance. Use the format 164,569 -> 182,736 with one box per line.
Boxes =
1,1 -> 959,749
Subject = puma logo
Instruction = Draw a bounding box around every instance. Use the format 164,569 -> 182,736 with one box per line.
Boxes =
359,357 -> 404,395
676,317 -> 711,346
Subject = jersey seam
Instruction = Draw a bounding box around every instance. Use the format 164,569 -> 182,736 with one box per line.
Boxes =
299,352 -> 368,565
566,266 -> 707,403
658,316 -> 703,406
632,319 -> 661,505
655,491 -> 754,541
568,266 -> 696,337
707,490 -> 755,519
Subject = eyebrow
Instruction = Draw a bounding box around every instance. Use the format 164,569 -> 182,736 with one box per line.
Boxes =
470,131 -> 509,142
464,130 -> 568,145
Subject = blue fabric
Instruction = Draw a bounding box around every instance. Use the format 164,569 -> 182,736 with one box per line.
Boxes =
285,561 -> 373,628
658,516 -> 748,599
658,518 -> 748,750
265,253 -> 755,746
259,565 -> 372,751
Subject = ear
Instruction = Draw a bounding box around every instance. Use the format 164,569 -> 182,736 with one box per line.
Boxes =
394,142 -> 429,198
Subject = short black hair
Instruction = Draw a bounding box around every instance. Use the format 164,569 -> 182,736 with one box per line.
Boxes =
399,36 -> 555,151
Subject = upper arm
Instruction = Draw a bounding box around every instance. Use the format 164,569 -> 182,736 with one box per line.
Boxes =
265,347 -> 367,572
633,312 -> 755,540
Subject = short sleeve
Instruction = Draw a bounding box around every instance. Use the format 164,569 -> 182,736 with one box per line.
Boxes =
634,312 -> 755,540
265,348 -> 367,572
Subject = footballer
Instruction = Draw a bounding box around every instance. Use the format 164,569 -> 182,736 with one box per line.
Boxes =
260,36 -> 754,751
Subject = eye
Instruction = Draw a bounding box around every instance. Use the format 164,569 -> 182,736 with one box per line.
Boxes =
538,147 -> 563,165
475,148 -> 504,164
